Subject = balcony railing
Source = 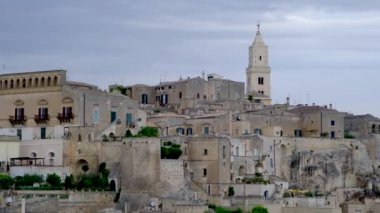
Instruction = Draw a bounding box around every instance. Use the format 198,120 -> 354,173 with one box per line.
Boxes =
57,113 -> 74,123
9,115 -> 27,126
34,114 -> 50,124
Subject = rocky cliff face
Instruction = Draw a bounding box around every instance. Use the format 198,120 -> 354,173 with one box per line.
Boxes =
287,141 -> 375,192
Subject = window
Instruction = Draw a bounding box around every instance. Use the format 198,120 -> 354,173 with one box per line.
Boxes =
126,113 -> 133,126
223,146 -> 226,159
179,92 -> 182,99
259,56 -> 262,61
186,128 -> 192,135
93,109 -> 99,125
197,93 -> 200,99
331,131 -> 335,138
236,147 -> 239,156
294,129 -> 302,137
142,94 -> 148,104
40,127 -> 46,139
204,149 -> 208,155
15,108 -> 24,121
331,120 -> 335,126
204,126 -> 209,135
203,95 -> 206,99
203,168 -> 207,177
168,85 -> 172,89
38,107 -> 48,120
270,159 -> 273,168
254,128 -> 262,135
17,129 -> 22,140
258,77 -> 264,85
110,111 -> 117,123
30,152 -> 37,158
62,107 -> 72,118
176,128 -> 184,135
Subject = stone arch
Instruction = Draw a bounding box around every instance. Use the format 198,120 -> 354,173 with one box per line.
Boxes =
76,159 -> 89,173
10,79 -> 14,89
38,99 -> 48,106
4,80 -> 8,89
47,152 -> 55,165
110,180 -> 116,191
41,77 -> 45,87
62,97 -> 74,104
22,79 -> 26,88
372,124 -> 376,133
30,152 -> 37,158
35,78 -> 39,87
186,128 -> 193,135
142,93 -> 148,104
255,162 -> 263,174
238,165 -> 245,176
47,76 -> 51,86
16,79 -> 20,88
28,78 -> 32,87
14,99 -> 24,106
53,76 -> 58,86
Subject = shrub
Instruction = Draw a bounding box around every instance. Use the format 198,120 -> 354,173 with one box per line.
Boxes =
64,175 -> 75,190
125,130 -> 133,137
46,173 -> 61,187
167,146 -> 182,159
138,126 -> 159,137
15,174 -> 43,187
0,174 -> 13,189
252,205 -> 268,213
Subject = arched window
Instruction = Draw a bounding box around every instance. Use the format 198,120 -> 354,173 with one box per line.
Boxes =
47,77 -> 51,86
53,76 -> 58,86
22,79 -> 26,88
10,79 -> 14,89
239,166 -> 245,176
372,124 -> 376,134
4,80 -> 7,89
48,152 -> 55,158
30,152 -> 37,158
186,128 -> 193,135
41,77 -> 45,87
176,127 -> 184,135
35,78 -> 39,87
16,79 -> 20,88
28,78 -> 32,87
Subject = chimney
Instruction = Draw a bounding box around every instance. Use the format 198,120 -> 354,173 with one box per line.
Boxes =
329,104 -> 332,109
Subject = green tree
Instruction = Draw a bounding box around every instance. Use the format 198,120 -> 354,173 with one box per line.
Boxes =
64,175 -> 75,189
0,174 -> 14,189
252,205 -> 268,213
46,173 -> 61,187
138,126 -> 159,137
125,129 -> 133,137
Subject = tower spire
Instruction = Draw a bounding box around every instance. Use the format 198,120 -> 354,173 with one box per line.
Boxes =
256,20 -> 260,31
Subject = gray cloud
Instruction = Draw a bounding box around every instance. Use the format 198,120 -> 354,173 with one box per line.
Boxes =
0,0 -> 379,116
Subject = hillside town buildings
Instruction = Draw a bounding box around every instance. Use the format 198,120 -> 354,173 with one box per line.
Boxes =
0,26 -> 379,213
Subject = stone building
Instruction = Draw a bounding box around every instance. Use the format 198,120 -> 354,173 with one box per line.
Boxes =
345,114 -> 380,138
116,73 -> 244,113
0,70 -> 142,177
186,137 -> 231,197
289,105 -> 345,138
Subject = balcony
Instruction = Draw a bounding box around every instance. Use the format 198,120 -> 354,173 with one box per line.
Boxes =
34,114 -> 50,124
57,112 -> 74,123
9,115 -> 27,126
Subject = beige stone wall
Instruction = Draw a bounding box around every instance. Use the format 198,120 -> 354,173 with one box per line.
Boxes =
20,139 -> 64,166
160,159 -> 185,196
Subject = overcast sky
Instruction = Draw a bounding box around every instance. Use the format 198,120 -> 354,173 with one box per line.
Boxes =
0,0 -> 379,117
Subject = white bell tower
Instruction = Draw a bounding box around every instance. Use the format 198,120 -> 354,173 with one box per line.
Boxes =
246,22 -> 271,104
